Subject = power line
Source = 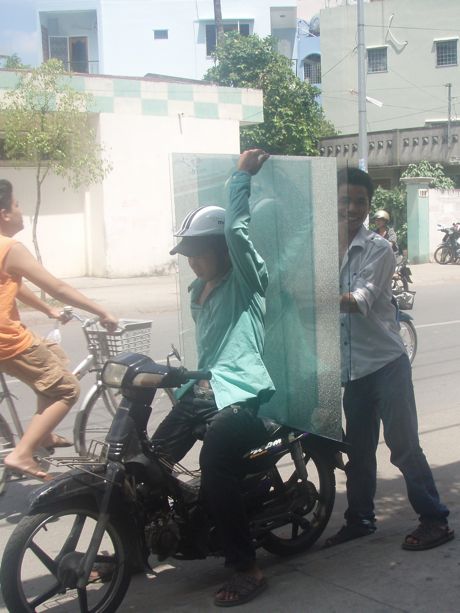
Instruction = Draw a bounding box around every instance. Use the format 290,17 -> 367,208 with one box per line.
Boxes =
365,23 -> 460,33
321,47 -> 356,79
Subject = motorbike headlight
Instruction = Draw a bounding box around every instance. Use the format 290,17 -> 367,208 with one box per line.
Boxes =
101,362 -> 129,387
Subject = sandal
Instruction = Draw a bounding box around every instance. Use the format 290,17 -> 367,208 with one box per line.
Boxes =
324,522 -> 376,548
402,520 -> 455,551
214,573 -> 267,608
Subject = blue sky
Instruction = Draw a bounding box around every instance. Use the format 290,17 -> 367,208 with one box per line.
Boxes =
0,0 -> 39,66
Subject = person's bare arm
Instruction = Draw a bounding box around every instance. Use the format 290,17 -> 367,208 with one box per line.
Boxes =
5,243 -> 118,331
340,292 -> 360,313
17,283 -> 62,320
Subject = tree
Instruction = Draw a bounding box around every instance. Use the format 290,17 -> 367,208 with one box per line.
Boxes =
371,162 -> 454,251
204,33 -> 335,155
213,0 -> 224,43
2,53 -> 30,69
0,59 -> 111,280
401,161 -> 455,190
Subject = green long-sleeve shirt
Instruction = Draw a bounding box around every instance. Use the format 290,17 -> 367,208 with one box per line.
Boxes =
179,170 -> 275,410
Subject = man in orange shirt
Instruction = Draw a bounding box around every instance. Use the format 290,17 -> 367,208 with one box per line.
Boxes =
0,179 -> 117,480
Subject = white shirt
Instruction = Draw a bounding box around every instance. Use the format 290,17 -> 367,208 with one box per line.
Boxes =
340,225 -> 405,382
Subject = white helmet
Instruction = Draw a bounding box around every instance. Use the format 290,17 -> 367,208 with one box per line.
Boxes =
373,209 -> 390,222
175,206 -> 225,237
170,206 -> 226,256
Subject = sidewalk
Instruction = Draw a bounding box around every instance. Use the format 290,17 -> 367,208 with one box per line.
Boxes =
22,262 -> 460,322
12,263 -> 460,612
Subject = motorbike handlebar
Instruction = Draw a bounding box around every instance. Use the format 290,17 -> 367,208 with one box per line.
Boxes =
184,369 -> 212,381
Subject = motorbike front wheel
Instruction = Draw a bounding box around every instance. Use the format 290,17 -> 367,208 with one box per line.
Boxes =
1,500 -> 132,613
434,245 -> 453,265
262,447 -> 335,556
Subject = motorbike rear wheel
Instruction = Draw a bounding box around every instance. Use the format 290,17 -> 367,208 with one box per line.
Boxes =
262,447 -> 335,556
399,320 -> 417,364
0,499 -> 132,612
434,245 -> 453,265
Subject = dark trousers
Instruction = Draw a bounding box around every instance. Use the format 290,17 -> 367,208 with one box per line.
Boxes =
151,395 -> 268,570
343,353 -> 449,524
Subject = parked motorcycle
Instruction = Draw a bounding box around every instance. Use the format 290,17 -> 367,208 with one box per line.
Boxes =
0,351 -> 345,613
433,223 -> 460,264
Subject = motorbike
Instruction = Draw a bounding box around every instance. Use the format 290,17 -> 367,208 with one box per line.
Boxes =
433,223 -> 460,264
0,351 -> 345,613
391,255 -> 417,364
392,254 -> 413,293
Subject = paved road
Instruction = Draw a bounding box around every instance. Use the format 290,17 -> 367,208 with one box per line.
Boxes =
1,265 -> 459,612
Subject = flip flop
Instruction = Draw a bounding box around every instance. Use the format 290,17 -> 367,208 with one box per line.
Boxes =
43,433 -> 73,451
214,573 -> 267,607
4,461 -> 53,482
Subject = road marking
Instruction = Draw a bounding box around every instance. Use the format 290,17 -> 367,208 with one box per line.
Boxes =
417,319 -> 460,329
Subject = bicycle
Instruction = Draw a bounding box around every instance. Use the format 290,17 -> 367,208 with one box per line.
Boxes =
0,308 -> 153,493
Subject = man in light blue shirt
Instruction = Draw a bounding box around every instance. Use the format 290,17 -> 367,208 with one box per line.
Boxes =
152,149 -> 273,606
325,167 -> 453,551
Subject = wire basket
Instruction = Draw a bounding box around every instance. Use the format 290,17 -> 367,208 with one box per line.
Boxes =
395,291 -> 415,311
83,319 -> 152,368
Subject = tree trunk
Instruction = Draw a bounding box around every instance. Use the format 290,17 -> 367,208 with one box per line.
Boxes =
33,165 -> 46,300
213,0 -> 224,44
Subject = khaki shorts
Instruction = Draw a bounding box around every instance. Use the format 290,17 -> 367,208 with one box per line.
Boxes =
0,338 -> 80,406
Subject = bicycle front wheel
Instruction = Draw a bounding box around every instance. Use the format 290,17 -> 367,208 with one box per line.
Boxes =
74,387 -> 117,457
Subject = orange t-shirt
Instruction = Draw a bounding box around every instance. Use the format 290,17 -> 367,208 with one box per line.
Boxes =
0,236 -> 34,360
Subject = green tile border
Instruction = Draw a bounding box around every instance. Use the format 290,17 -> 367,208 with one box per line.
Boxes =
113,78 -> 141,97
194,102 -> 219,119
242,105 -> 264,122
218,88 -> 242,105
168,83 -> 194,101
142,99 -> 168,115
90,96 -> 114,113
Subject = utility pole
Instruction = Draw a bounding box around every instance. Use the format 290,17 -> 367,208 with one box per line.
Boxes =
357,0 -> 367,171
213,0 -> 224,45
446,82 -> 452,145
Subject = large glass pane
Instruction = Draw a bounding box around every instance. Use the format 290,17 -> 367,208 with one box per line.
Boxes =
171,153 -> 341,440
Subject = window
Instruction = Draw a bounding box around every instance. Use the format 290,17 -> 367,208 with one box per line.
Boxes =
49,35 -> 89,73
303,54 -> 321,84
435,39 -> 457,66
154,29 -> 168,40
367,47 -> 387,73
205,22 -> 251,56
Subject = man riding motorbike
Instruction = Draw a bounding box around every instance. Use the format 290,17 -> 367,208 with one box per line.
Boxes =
151,149 -> 274,607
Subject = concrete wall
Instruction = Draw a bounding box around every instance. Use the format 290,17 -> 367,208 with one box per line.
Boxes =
0,167 -> 87,278
428,189 -> 460,260
97,112 -> 240,277
0,70 -> 263,278
321,0 -> 459,133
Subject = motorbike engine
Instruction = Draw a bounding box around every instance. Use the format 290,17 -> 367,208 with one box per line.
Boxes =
145,513 -> 180,561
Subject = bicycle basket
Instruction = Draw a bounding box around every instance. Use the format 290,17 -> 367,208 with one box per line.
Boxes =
83,319 -> 152,367
395,291 -> 415,311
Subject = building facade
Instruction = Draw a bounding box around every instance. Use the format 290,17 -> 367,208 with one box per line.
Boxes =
320,0 -> 459,134
37,0 -> 298,80
0,69 -> 263,277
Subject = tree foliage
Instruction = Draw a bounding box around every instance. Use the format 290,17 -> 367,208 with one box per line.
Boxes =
371,162 -> 454,251
401,161 -> 455,190
371,186 -> 407,250
204,32 -> 335,155
0,59 -> 111,271
2,53 -> 30,69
